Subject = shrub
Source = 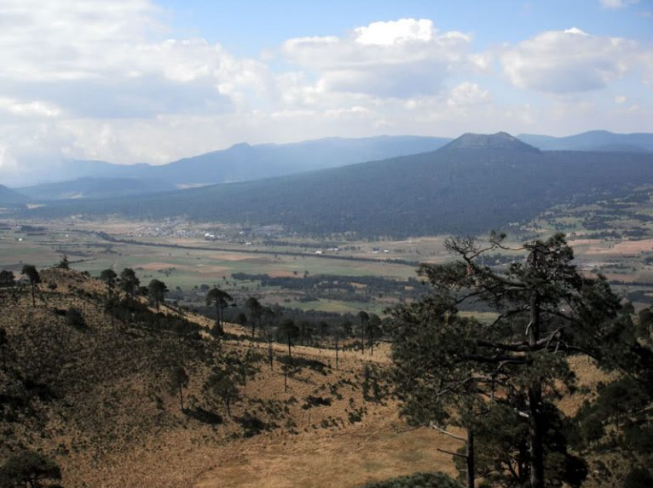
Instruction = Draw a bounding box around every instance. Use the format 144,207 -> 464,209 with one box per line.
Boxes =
624,467 -> 653,488
0,450 -> 62,487
65,307 -> 86,330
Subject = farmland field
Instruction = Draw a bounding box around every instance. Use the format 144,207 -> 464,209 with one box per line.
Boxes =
3,195 -> 653,314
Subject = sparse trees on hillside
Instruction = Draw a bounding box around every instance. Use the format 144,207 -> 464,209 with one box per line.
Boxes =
21,265 -> 40,307
278,319 -> 300,359
0,327 -> 7,370
100,269 -> 119,327
0,270 -> 15,287
119,268 -> 140,302
204,368 -> 241,417
245,296 -> 263,338
358,311 -> 369,354
55,255 -> 70,270
367,314 -> 382,356
169,365 -> 189,411
206,286 -> 233,336
0,450 -> 62,488
148,279 -> 168,310
100,269 -> 117,297
66,307 -> 86,330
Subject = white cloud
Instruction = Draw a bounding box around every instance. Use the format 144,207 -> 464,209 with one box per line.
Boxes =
0,0 -> 278,173
283,19 -> 472,98
354,18 -> 437,46
0,98 -> 62,118
446,82 -> 491,107
500,28 -> 637,93
599,0 -> 639,9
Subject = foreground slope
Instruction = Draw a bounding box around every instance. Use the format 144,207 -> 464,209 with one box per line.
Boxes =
0,269 -> 457,488
27,132 -> 653,238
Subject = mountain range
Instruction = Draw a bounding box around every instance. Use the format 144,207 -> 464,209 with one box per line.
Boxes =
23,132 -> 653,238
517,130 -> 653,153
5,130 -> 653,203
9,135 -> 452,190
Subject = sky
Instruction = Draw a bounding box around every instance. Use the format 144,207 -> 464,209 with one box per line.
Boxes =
0,0 -> 652,179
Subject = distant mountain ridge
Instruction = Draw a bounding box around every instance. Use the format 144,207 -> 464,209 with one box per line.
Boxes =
517,130 -> 653,153
9,131 -> 653,196
25,132 -> 653,238
443,132 -> 540,153
0,184 -> 27,205
8,135 -> 452,190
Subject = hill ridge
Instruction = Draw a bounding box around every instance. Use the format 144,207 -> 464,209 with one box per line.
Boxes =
441,131 -> 540,153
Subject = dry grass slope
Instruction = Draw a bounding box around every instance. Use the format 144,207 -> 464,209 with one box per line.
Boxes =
0,269 -> 458,488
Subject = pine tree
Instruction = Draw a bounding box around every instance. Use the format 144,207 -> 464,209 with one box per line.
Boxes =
391,233 -> 632,488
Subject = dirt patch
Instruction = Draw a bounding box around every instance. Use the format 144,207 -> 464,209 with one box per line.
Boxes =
140,262 -> 180,270
267,270 -> 298,278
194,265 -> 230,275
580,237 -> 653,256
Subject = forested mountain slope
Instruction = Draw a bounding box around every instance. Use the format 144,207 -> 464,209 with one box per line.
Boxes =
26,133 -> 653,237
0,184 -> 27,205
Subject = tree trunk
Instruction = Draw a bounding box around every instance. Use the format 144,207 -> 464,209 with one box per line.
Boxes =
466,430 -> 475,488
178,384 -> 185,411
216,304 -> 223,335
335,335 -> 339,370
528,384 -> 544,488
528,260 -> 545,488
30,284 -> 35,307
361,321 -> 365,354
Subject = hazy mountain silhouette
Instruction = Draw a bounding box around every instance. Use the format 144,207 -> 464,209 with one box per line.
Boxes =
0,184 -> 27,204
518,130 -> 653,153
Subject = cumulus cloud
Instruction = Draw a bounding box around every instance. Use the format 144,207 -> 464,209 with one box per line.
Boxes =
446,82 -> 491,107
283,19 -> 472,98
599,0 -> 639,9
0,0 -> 278,172
500,28 -> 637,93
